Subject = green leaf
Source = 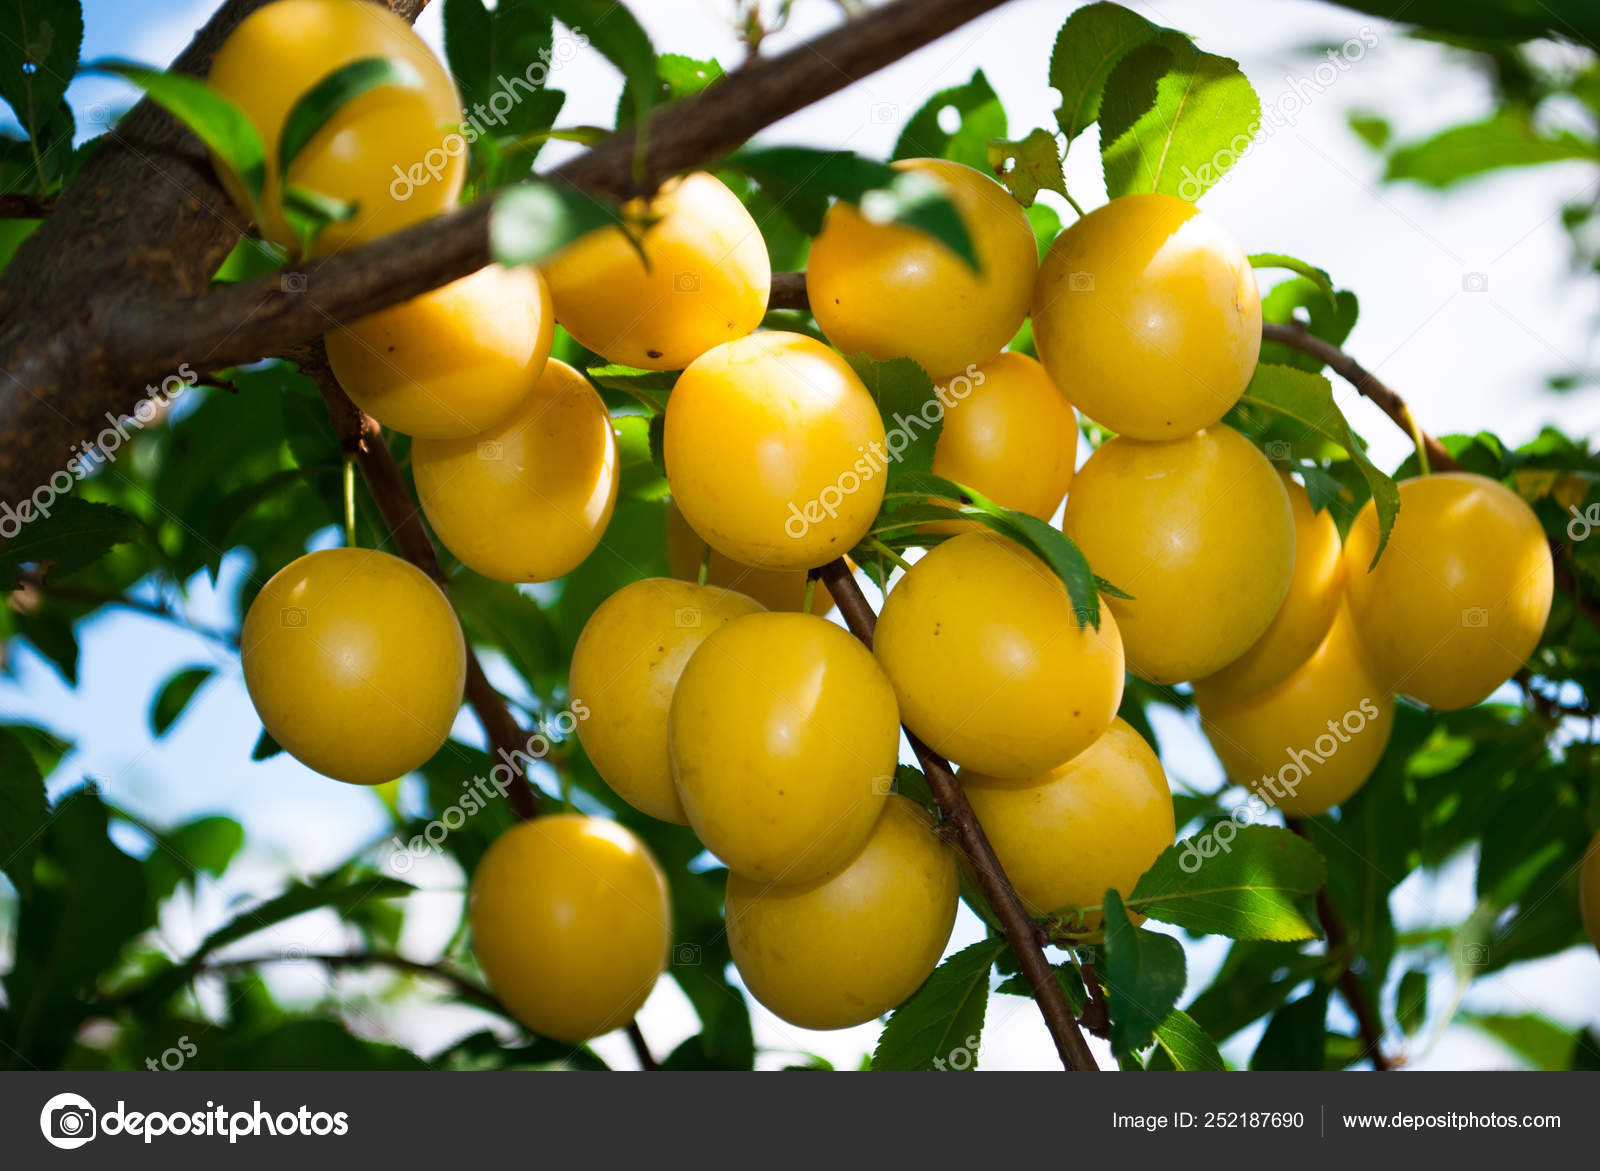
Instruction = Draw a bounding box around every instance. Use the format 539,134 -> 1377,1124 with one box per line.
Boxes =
894,69 -> 1007,171
1385,115 -> 1597,189
541,0 -> 656,127
618,53 -> 724,126
586,363 -> 676,413
251,727 -> 283,762
278,56 -> 423,178
1236,364 -> 1399,565
0,727 -> 48,899
1260,279 -> 1359,375
0,0 -> 83,141
1249,986 -> 1331,1070
1150,1008 -> 1226,1070
141,815 -> 245,906
995,961 -> 1090,1016
1049,2 -> 1158,144
1127,824 -> 1326,941
83,61 -> 266,207
1248,253 -> 1337,309
847,354 -> 942,482
1320,0 -> 1599,43
1101,890 -> 1186,1057
728,147 -> 977,269
1186,939 -> 1324,1041
2,723 -> 71,779
148,666 -> 215,736
0,497 -> 139,590
1396,968 -> 1428,1036
871,938 -> 1002,1070
490,182 -> 623,265
892,763 -> 938,814
280,183 -> 357,253
444,0 -> 558,146
1463,1013 -> 1579,1071
1100,34 -> 1261,202
987,128 -> 1068,207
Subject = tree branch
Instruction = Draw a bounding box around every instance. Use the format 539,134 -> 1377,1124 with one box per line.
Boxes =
815,559 -> 1099,1072
297,342 -> 539,821
203,949 -> 506,1019
0,0 -> 1010,511
1286,817 -> 1394,1071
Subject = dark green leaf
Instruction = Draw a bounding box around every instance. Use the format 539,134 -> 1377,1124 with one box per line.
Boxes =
1128,824 -> 1325,941
847,353 -> 942,482
251,727 -> 282,762
1249,986 -> 1331,1070
542,0 -> 655,126
141,815 -> 245,906
618,53 -> 724,126
1249,253 -> 1337,309
149,666 -> 215,736
1237,364 -> 1399,565
279,56 -> 423,177
444,0 -> 559,148
1049,2 -> 1159,143
0,1 -> 83,141
871,938 -> 1003,1070
1150,1008 -> 1226,1070
995,961 -> 1090,1016
1396,968 -> 1428,1036
1101,890 -> 1186,1057
0,727 -> 48,899
1385,115 -> 1596,189
894,69 -> 1006,170
1100,34 -> 1261,201
0,497 -> 139,590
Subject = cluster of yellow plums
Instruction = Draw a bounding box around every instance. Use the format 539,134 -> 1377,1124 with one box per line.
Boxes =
220,0 -> 1571,1047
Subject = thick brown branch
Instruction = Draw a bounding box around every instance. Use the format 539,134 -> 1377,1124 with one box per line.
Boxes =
815,559 -> 1099,1072
1287,818 -> 1393,1071
299,343 -> 539,821
0,0 -> 1009,510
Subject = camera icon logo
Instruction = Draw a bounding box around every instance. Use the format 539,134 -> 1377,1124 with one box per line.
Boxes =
281,606 -> 307,627
869,101 -> 898,124
673,271 -> 701,293
1459,941 -> 1489,966
1462,272 -> 1488,293
281,271 -> 309,294
477,440 -> 504,461
1461,607 -> 1489,628
871,774 -> 895,796
1265,439 -> 1292,461
675,606 -> 701,628
675,942 -> 702,965
40,1092 -> 97,1150
1067,271 -> 1095,292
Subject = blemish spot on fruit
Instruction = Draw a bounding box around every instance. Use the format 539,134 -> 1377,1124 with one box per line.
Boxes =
647,349 -> 663,359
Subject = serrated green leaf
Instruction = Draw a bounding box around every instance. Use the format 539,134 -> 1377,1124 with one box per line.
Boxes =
149,666 -> 215,736
847,353 -> 941,483
0,727 -> 48,899
1127,824 -> 1325,941
1150,1008 -> 1226,1070
1049,2 -> 1159,143
586,363 -> 676,413
1249,253 -> 1337,309
894,69 -> 1006,171
987,128 -> 1067,207
491,182 -> 623,265
1100,34 -> 1261,201
871,938 -> 1002,1070
0,497 -> 139,590
1237,365 -> 1398,565
84,60 -> 265,207
1102,890 -> 1186,1057
728,147 -> 977,269
892,763 -> 937,813
1385,114 -> 1596,189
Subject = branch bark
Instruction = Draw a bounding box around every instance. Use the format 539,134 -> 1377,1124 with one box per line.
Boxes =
815,559 -> 1099,1072
297,342 -> 539,821
0,0 -> 1010,511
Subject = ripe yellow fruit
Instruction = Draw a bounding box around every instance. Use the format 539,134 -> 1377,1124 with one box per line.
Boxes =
324,265 -> 554,439
1582,831 -> 1600,958
241,547 -> 464,784
1032,193 -> 1261,440
960,719 -> 1174,921
874,532 -> 1125,778
1343,472 -> 1553,710
669,612 -> 898,884
413,359 -> 618,583
725,795 -> 958,1030
929,351 -> 1077,524
569,579 -> 765,823
469,815 -> 670,1043
664,331 -> 886,572
1196,604 -> 1395,817
1062,426 -> 1294,685
543,172 -> 770,371
207,0 -> 464,255
665,500 -> 833,616
1198,475 -> 1345,700
806,158 -> 1037,381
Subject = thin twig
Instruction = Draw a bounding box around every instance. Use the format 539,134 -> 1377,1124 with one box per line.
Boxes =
626,1020 -> 658,1071
816,558 -> 1098,1072
203,950 -> 506,1019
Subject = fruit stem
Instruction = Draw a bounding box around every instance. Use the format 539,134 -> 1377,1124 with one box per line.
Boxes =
343,455 -> 358,547
803,575 -> 817,614
698,543 -> 711,587
1402,404 -> 1432,476
815,557 -> 1100,1072
864,536 -> 913,575
1061,189 -> 1087,219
